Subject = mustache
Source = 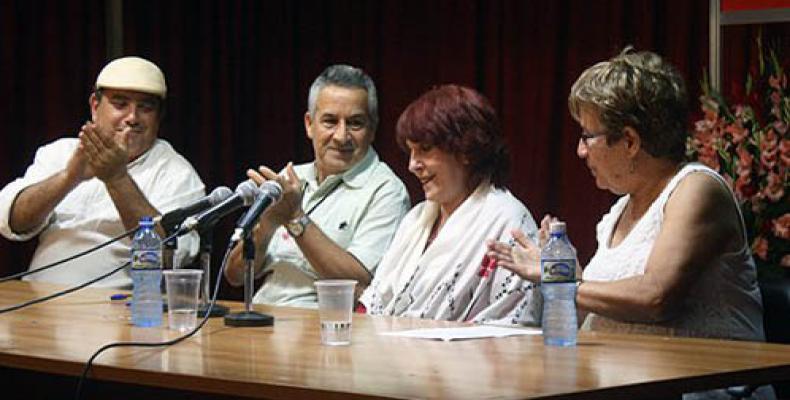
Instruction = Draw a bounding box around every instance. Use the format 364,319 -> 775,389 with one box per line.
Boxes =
332,144 -> 355,151
116,126 -> 145,134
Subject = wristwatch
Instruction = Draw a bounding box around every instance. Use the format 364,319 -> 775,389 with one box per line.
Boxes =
286,214 -> 311,238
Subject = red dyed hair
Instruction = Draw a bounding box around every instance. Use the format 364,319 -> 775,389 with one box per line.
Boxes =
396,84 -> 509,188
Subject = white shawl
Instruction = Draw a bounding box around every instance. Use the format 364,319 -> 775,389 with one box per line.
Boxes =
359,183 -> 541,325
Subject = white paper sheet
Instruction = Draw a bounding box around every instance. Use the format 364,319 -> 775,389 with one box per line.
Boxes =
380,325 -> 542,341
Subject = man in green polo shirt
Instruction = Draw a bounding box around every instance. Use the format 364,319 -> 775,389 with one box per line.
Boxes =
225,64 -> 410,307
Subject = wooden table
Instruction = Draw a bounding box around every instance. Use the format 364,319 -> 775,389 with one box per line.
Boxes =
1,280 -> 789,399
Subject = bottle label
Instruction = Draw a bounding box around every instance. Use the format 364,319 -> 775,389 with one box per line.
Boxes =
541,259 -> 576,283
133,250 -> 161,270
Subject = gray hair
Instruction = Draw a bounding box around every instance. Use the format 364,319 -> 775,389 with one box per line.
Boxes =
568,47 -> 689,162
307,64 -> 379,130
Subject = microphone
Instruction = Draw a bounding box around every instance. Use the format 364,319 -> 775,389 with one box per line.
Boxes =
156,186 -> 234,233
177,180 -> 260,235
231,181 -> 283,242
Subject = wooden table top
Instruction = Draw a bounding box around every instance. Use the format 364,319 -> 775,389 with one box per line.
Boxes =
1,280 -> 789,399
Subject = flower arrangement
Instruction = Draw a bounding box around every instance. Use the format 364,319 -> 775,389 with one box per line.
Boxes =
687,36 -> 789,279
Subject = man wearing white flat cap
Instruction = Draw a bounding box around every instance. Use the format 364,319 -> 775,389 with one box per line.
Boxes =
0,56 -> 205,288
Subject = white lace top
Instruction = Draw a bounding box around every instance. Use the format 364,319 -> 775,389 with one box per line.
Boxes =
582,163 -> 765,341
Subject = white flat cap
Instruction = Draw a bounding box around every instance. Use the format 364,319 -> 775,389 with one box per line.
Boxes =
95,56 -> 167,98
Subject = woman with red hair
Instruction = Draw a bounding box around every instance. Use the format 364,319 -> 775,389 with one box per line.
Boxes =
358,84 -> 541,324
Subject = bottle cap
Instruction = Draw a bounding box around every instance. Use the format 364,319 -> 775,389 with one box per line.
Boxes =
139,216 -> 154,225
549,221 -> 566,235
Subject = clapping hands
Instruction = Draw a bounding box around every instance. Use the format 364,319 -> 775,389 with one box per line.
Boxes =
246,163 -> 304,227
75,121 -> 130,183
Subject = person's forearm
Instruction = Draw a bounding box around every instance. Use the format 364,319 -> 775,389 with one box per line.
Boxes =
9,170 -> 81,234
297,223 -> 371,286
576,275 -> 680,323
103,172 -> 161,234
225,219 -> 277,287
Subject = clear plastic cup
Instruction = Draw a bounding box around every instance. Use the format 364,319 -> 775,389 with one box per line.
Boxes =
163,269 -> 203,332
314,279 -> 357,346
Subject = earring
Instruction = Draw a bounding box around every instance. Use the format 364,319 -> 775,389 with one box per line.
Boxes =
629,159 -> 636,173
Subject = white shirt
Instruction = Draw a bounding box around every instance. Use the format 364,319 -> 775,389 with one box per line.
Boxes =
253,148 -> 410,307
0,138 -> 205,288
359,183 -> 542,325
582,163 -> 765,341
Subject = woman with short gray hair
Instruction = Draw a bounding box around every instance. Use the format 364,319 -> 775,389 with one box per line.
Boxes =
489,49 -> 773,399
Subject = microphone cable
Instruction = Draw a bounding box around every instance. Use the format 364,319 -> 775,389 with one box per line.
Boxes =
0,226 -> 138,283
0,230 -> 179,313
0,261 -> 129,314
2,186 -> 239,283
75,239 -> 237,400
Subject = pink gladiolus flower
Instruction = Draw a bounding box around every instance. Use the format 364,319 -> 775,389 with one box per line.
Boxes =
770,91 -> 781,105
769,74 -> 787,90
726,123 -> 749,144
689,43 -> 787,274
763,172 -> 785,202
697,146 -> 720,171
701,96 -> 720,118
752,236 -> 769,260
761,150 -> 778,170
774,121 -> 787,135
769,75 -> 779,89
772,214 -> 790,240
762,127 -> 779,148
736,144 -> 753,178
760,129 -> 779,169
780,139 -> 790,168
695,119 -> 714,133
734,174 -> 756,201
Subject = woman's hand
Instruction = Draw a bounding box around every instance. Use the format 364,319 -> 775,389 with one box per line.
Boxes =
485,214 -> 561,283
536,214 -> 559,247
486,229 -> 541,282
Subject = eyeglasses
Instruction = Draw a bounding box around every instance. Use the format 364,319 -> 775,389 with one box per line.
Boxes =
579,130 -> 608,145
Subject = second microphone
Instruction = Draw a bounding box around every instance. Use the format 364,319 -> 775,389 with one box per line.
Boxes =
232,181 -> 284,241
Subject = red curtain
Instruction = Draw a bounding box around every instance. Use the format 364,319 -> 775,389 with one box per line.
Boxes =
2,0 -> 787,300
0,0 -> 106,276
119,0 -> 712,281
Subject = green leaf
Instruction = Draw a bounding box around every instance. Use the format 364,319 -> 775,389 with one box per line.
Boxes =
758,32 -> 765,76
769,48 -> 783,78
746,74 -> 753,96
698,30 -> 789,279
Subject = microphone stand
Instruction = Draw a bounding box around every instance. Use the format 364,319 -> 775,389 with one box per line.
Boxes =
196,225 -> 229,317
224,234 -> 274,327
161,226 -> 178,313
162,238 -> 176,270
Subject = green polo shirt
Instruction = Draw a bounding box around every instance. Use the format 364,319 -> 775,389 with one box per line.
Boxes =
253,148 -> 410,307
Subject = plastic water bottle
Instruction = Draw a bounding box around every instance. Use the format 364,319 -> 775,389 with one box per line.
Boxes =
131,216 -> 163,327
540,221 -> 577,346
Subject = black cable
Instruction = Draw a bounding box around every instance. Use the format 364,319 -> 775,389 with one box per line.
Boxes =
0,232 -> 182,314
0,261 -> 129,314
0,227 -> 138,283
74,240 -> 236,400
